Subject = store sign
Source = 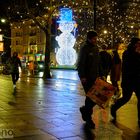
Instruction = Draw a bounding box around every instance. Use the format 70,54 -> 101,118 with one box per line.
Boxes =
0,35 -> 3,41
0,42 -> 4,51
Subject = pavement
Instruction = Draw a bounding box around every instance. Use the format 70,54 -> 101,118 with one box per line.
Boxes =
0,69 -> 140,140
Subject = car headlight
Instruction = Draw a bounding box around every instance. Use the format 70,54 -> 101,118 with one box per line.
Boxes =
39,65 -> 43,68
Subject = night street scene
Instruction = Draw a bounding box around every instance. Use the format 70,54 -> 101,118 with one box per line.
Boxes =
0,0 -> 140,140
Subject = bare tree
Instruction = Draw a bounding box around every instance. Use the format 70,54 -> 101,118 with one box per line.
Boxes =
8,0 -> 93,79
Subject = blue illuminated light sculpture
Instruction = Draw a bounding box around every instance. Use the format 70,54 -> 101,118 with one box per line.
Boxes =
56,8 -> 77,65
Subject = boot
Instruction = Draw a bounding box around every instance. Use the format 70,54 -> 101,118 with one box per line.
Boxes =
79,106 -> 87,121
86,120 -> 95,129
80,106 -> 95,129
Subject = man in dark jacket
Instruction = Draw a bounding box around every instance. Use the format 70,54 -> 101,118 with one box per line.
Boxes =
10,52 -> 22,88
77,31 -> 104,129
99,44 -> 112,78
111,37 -> 140,128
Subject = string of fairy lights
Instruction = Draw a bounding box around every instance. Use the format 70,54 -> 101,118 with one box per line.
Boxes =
96,0 -> 139,48
9,0 -> 139,50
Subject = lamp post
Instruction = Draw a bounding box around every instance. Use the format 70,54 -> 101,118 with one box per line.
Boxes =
90,0 -> 97,30
0,18 -> 11,58
103,30 -> 107,34
0,18 -> 6,24
93,0 -> 97,30
0,19 -> 6,52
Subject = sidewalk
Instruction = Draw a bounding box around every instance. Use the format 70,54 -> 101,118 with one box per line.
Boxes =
0,69 -> 139,140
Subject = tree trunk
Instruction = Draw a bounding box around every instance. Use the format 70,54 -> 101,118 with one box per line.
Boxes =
43,29 -> 51,79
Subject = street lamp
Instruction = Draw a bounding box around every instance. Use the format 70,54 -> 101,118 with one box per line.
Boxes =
103,30 -> 108,34
0,18 -> 6,23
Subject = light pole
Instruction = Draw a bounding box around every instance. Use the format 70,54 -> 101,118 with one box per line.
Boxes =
90,0 -> 97,30
103,30 -> 107,34
93,0 -> 97,30
0,19 -> 6,24
0,18 -> 11,58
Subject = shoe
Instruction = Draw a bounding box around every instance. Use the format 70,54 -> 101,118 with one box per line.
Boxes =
86,120 -> 95,129
111,105 -> 116,121
79,106 -> 87,121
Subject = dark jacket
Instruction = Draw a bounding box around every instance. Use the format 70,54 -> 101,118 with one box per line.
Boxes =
77,41 -> 103,84
10,56 -> 22,73
110,50 -> 122,82
99,50 -> 112,77
121,50 -> 140,87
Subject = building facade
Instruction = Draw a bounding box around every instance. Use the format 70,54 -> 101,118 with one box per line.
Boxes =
11,20 -> 46,63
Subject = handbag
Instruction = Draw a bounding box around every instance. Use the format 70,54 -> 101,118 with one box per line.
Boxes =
86,78 -> 115,109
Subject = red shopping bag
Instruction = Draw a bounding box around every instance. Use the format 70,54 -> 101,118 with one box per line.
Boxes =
86,78 -> 115,109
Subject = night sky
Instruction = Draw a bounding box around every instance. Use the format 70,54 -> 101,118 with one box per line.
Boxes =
0,0 -> 11,17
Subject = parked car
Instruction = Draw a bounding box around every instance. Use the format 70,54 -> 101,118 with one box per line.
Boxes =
27,61 -> 44,72
21,60 -> 26,69
36,61 -> 44,71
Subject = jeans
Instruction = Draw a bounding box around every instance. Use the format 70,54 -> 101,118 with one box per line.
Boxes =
82,80 -> 96,121
112,82 -> 140,121
11,72 -> 19,85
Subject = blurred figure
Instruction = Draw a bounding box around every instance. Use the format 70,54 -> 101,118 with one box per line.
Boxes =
110,43 -> 122,99
2,58 -> 11,75
99,44 -> 112,79
77,30 -> 104,129
10,52 -> 22,88
111,37 -> 140,128
29,60 -> 34,75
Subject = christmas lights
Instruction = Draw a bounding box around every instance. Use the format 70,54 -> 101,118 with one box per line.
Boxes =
55,8 -> 77,65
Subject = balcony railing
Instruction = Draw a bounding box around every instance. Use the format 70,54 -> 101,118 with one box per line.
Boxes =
29,32 -> 36,36
29,42 -> 36,45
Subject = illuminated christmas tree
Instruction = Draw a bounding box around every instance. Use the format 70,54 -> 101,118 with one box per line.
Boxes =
96,0 -> 123,48
124,0 -> 140,39
96,0 -> 140,47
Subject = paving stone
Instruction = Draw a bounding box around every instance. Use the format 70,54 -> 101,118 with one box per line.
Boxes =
0,69 -> 139,139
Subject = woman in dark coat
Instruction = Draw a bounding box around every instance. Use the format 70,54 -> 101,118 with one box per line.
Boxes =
111,37 -> 140,128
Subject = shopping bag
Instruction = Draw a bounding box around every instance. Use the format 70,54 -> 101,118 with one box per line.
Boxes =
86,78 -> 115,109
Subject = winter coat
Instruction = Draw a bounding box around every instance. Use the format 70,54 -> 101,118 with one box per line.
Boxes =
110,50 -> 122,82
121,50 -> 140,87
77,41 -> 103,84
10,56 -> 22,73
99,50 -> 112,77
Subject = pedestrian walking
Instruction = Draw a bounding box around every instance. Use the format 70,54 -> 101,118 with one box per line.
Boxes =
111,37 -> 140,128
29,60 -> 34,75
10,52 -> 22,88
99,44 -> 112,79
77,30 -> 104,129
110,43 -> 122,99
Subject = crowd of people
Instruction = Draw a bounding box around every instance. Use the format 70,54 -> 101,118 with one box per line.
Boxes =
77,30 -> 140,129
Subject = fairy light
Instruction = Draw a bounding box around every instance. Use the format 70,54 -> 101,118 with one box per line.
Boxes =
10,0 -> 139,59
